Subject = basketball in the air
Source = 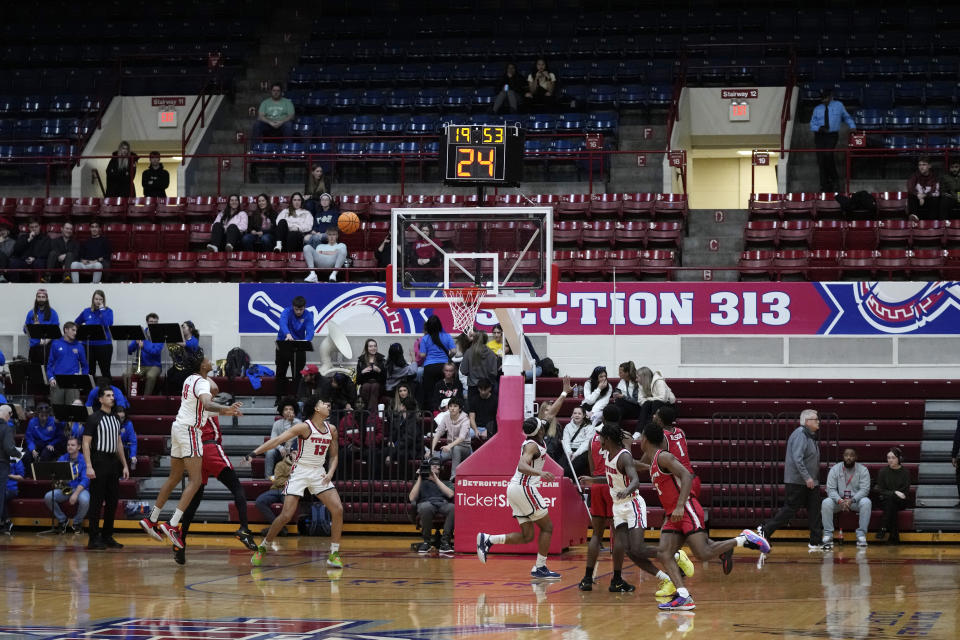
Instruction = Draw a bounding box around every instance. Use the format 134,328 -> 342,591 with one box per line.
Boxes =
338,211 -> 360,234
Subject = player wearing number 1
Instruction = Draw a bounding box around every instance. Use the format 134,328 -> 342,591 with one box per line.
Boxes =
245,394 -> 345,568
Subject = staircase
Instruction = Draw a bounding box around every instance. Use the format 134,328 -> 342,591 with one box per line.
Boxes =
675,209 -> 747,281
914,400 -> 960,532
608,112 -> 667,194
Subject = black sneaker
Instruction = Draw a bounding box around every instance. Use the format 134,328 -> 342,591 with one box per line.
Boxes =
173,545 -> 186,565
608,578 -> 635,593
235,528 -> 258,551
103,537 -> 124,549
71,523 -> 82,535
438,541 -> 454,556
578,577 -> 594,591
87,537 -> 106,550
58,521 -> 70,535
417,541 -> 432,554
720,549 -> 734,575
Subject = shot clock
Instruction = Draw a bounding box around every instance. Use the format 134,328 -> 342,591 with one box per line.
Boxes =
442,123 -> 524,186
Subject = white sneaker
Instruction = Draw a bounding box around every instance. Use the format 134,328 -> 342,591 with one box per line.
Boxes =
206,244 -> 219,252
856,535 -> 868,548
225,243 -> 234,252
274,241 -> 282,252
304,271 -> 319,283
328,270 -> 338,281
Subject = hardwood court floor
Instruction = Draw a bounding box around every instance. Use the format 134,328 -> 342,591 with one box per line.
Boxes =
1,533 -> 959,639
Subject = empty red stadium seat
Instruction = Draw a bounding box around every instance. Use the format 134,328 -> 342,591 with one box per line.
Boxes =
103,223 -> 131,252
807,249 -> 841,280
571,249 -> 606,278
553,249 -> 577,274
369,194 -> 401,218
431,194 -> 465,208
810,219 -> 844,250
555,193 -> 590,217
127,197 -> 157,221
621,192 -> 656,218
553,220 -> 582,247
654,193 -> 688,224
814,192 -> 843,219
738,250 -> 775,279
875,191 -> 908,218
188,223 -> 212,246
161,224 -> 189,251
99,197 -> 128,221
909,248 -> 945,275
186,196 -> 217,220
136,252 -> 167,270
156,197 -> 187,221
878,219 -> 911,247
403,194 -> 433,208
494,194 -> 526,207
874,249 -> 910,275
589,192 -> 623,218
71,197 -> 100,218
945,220 -> 960,247
15,197 -> 44,221
840,249 -> 877,276
486,221 -> 518,251
743,220 -> 778,247
0,197 -> 16,216
749,193 -> 784,219
912,219 -> 945,247
581,220 -> 616,246
166,252 -> 197,272
646,221 -> 683,252
844,220 -> 879,250
782,192 -> 817,219
618,220 -> 647,248
778,219 -> 811,247
130,223 -> 160,252
42,196 -> 72,221
110,251 -> 136,273
339,194 -> 371,216
605,249 -> 641,276
773,250 -> 809,278
640,249 -> 676,277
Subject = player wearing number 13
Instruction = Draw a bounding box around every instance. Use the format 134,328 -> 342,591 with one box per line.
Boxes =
246,394 -> 345,568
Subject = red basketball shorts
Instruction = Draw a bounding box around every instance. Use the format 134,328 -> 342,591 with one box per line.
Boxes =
590,483 -> 613,519
661,497 -> 706,536
201,443 -> 233,484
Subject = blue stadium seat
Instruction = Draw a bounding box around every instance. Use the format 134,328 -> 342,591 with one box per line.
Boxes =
292,117 -> 316,138
396,141 -> 420,155
385,89 -> 415,110
896,81 -> 925,104
320,115 -> 349,137
365,141 -> 396,155
587,111 -> 619,134
618,84 -> 647,107
360,89 -> 388,110
861,83 -> 894,109
307,141 -> 333,155
377,115 -> 407,134
592,60 -> 619,82
471,89 -> 493,110
556,113 -> 584,132
563,84 -> 590,107
415,88 -> 443,110
527,114 -> 557,133
833,82 -> 861,105
0,96 -> 15,116
280,142 -> 306,158
442,87 -> 471,111
924,81 -> 956,105
589,85 -> 619,108
856,109 -> 884,130
0,119 -> 13,139
337,141 -> 365,155
407,115 -> 439,135
331,89 -> 361,111
349,114 -> 378,136
648,86 -> 673,107
20,96 -> 47,115
884,108 -> 920,129
48,95 -> 79,115
920,108 -> 950,128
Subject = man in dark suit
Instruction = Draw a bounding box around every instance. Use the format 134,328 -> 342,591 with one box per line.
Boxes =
46,221 -> 78,283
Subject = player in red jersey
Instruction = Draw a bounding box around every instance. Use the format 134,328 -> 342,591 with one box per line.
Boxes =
174,379 -> 258,564
639,422 -> 770,611
655,406 -> 701,499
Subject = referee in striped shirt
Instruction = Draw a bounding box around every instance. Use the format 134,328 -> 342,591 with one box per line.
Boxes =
81,387 -> 130,550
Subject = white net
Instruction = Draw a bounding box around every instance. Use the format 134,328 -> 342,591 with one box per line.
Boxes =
442,287 -> 487,334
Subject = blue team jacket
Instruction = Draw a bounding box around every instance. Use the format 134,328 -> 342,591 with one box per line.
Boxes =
85,385 -> 130,410
120,420 -> 137,458
24,308 -> 60,348
26,416 -> 63,452
276,308 -> 316,341
46,338 -> 89,382
55,453 -> 90,492
6,460 -> 24,493
127,330 -> 164,368
75,307 -> 114,347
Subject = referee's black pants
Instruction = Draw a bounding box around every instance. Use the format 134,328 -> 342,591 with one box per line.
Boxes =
87,453 -> 120,543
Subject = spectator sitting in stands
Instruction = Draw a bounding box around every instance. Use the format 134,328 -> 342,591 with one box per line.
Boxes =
355,339 -> 387,411
304,165 -> 333,213
265,398 -> 299,478
581,365 -> 613,425
67,399 -> 87,440
273,193 -> 312,252
9,219 -> 51,282
561,406 -> 592,478
318,372 -> 356,424
637,366 -> 676,429
43,436 -> 90,534
69,221 -> 111,284
410,223 -> 441,281
460,331 -> 499,399
124,313 -> 162,397
430,397 -> 471,480
940,159 -> 960,217
254,447 -> 293,534
0,219 -> 15,280
493,62 -> 526,115
305,194 -> 339,248
2,455 -> 25,534
468,377 -> 498,440
206,194 -> 247,253
105,140 -> 137,197
117,406 -> 137,472
907,157 -> 941,222
610,360 -> 641,421
875,447 -> 910,543
525,58 -> 557,109
385,343 -> 418,395
296,364 -> 321,402
141,151 -> 169,198
410,455 -> 454,555
254,82 -> 295,142
86,377 -> 130,411
303,226 -> 348,283
431,362 -> 464,414
26,402 -> 64,462
374,233 -> 391,269
45,221 -> 77,284
241,193 -> 276,252
821,448 -> 872,549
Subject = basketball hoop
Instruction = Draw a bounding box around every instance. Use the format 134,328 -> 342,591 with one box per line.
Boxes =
442,287 -> 487,334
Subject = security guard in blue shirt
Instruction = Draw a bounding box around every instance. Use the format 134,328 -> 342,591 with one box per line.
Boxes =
810,89 -> 857,192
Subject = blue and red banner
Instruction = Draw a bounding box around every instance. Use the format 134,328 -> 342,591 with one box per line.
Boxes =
239,282 -> 960,336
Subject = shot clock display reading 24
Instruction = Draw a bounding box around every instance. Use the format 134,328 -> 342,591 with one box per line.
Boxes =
442,124 -> 524,186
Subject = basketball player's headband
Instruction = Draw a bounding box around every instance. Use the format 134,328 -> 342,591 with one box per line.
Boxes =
523,417 -> 546,435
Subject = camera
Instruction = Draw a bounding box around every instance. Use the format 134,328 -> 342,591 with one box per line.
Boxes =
420,461 -> 432,478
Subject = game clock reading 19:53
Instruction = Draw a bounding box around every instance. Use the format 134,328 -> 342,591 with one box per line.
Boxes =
442,124 -> 524,187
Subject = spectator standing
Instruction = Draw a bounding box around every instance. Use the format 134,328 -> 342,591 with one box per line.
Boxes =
304,165 -> 333,212
70,221 -> 111,283
105,141 -> 137,198
47,321 -> 88,405
254,448 -> 294,529
610,360 -> 641,421
385,391 -> 420,478
254,82 -> 295,141
273,193 -> 312,252
906,157 -> 941,221
43,436 -> 90,534
493,62 -> 525,115
581,365 -> 613,425
75,289 -> 114,377
460,331 -> 499,398
305,193 -> 339,247
0,405 -> 20,534
265,399 -> 298,478
241,193 -> 276,251
385,343 -> 418,394
821,448 -> 872,549
468,377 -> 498,440
24,288 -> 59,364
124,313 -> 163,397
430,397 -> 471,480
636,366 -> 676,429
430,362 -> 463,413
45,221 -> 78,283
875,447 -> 911,543
419,316 -> 456,412
9,219 -> 51,281
940,159 -> 960,217
275,296 -> 315,405
206,194 -> 247,252
140,151 -> 169,198
759,409 -> 823,549
355,339 -> 387,412
561,406 -> 592,478
303,227 -> 348,283
0,219 -> 15,279
81,387 -> 129,550
26,402 -> 64,462
410,455 -> 455,555
86,377 -> 129,411
809,89 -> 856,192
486,324 -> 505,358
525,58 -> 557,109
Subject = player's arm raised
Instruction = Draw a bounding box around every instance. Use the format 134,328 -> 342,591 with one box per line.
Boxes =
518,441 -> 554,482
659,450 -> 694,521
616,451 -> 641,500
199,392 -> 243,417
246,421 -> 310,460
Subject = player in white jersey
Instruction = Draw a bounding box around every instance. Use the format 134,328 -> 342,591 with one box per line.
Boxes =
476,417 -> 561,580
580,421 -> 692,593
245,394 -> 345,568
139,350 -> 243,549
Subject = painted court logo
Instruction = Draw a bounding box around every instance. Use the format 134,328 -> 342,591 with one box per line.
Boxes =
853,281 -> 960,334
